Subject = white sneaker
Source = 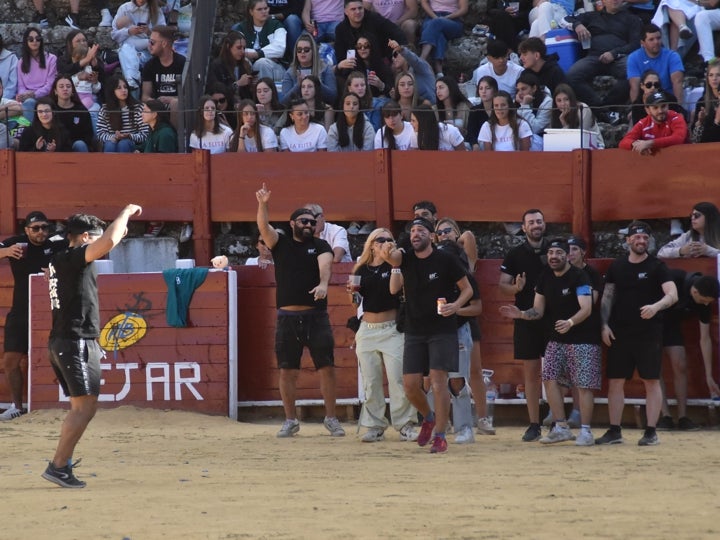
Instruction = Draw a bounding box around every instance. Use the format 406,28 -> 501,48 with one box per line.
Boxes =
276,418 -> 300,438
323,416 -> 346,437
358,222 -> 375,235
399,422 -> 418,442
454,425 -> 475,444
0,405 -> 25,421
99,8 -> 113,27
575,430 -> 594,446
476,416 -> 496,435
539,425 -> 575,444
361,427 -> 384,442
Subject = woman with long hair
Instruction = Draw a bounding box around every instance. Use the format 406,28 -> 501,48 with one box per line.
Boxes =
97,74 -> 148,152
207,30 -> 254,102
348,35 -> 394,99
374,100 -> 416,150
551,83 -> 605,149
630,69 -> 684,125
350,228 -> 418,443
478,91 -> 531,151
410,103 -> 465,151
140,99 -> 177,152
254,76 -> 286,135
281,33 -> 336,105
691,59 -> 720,143
435,75 -> 471,136
233,0 -> 287,81
206,82 -> 237,130
514,70 -> 551,150
327,92 -> 375,151
50,75 -> 94,152
58,30 -> 105,110
394,71 -> 432,122
232,99 -> 278,152
18,97 -> 70,152
279,99 -> 328,151
112,0 -> 166,88
16,27 -> 57,121
299,75 -> 334,129
189,94 -> 234,153
658,202 -> 720,258
466,75 -> 497,149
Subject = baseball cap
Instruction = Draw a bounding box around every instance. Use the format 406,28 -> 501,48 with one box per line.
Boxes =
568,237 -> 587,250
25,211 -> 48,225
547,237 -> 569,253
290,208 -> 314,221
627,220 -> 652,236
410,217 -> 434,233
644,91 -> 671,106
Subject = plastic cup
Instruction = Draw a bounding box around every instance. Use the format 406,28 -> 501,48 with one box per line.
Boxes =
17,242 -> 28,258
581,37 -> 591,50
349,275 -> 362,292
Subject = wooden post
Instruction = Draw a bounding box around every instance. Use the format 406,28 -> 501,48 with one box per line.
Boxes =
192,149 -> 212,264
0,150 -> 16,235
571,149 -> 592,255
373,149 -> 392,230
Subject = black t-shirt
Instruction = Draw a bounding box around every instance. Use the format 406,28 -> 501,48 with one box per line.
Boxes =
605,254 -> 672,337
500,238 -> 548,310
142,52 -> 186,98
668,269 -> 711,324
54,102 -> 94,147
456,271 -> 481,328
0,235 -> 68,316
536,265 -> 598,344
354,261 -> 399,313
271,233 -> 332,309
48,244 -> 100,339
401,247 -> 467,335
581,262 -> 603,339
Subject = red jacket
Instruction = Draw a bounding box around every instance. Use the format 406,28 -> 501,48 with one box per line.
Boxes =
619,110 -> 688,150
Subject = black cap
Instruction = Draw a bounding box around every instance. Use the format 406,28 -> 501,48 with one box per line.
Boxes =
644,91 -> 671,106
290,208 -> 314,221
547,237 -> 569,254
25,211 -> 48,225
628,221 -> 652,236
410,217 -> 434,233
568,237 -> 587,250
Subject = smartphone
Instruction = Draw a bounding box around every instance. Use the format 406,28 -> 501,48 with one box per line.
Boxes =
346,50 -> 355,60
138,22 -> 147,27
251,70 -> 260,77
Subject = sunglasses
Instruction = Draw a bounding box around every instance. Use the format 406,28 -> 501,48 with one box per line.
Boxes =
148,39 -> 161,46
436,227 -> 454,236
374,237 -> 393,244
296,47 -> 312,53
691,211 -> 703,219
296,218 -> 317,226
643,81 -> 661,89
28,224 -> 50,232
27,36 -> 43,43
356,44 -> 370,50
214,97 -> 227,104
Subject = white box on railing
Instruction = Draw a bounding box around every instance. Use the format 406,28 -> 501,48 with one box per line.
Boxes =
543,128 -> 602,151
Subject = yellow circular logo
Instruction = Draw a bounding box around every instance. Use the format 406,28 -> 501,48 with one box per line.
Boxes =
99,312 -> 148,351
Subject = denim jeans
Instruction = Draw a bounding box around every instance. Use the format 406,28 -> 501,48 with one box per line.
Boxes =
103,138 -> 135,153
420,13 -> 464,60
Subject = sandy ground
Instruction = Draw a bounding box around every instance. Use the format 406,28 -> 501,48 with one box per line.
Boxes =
2,406 -> 720,540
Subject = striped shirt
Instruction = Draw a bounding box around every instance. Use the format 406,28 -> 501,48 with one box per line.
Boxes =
96,103 -> 149,144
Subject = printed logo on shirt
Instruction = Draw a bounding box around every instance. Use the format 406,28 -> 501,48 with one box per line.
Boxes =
638,272 -> 648,280
561,288 -> 571,296
381,271 -> 389,279
307,248 -> 317,255
428,272 -> 439,281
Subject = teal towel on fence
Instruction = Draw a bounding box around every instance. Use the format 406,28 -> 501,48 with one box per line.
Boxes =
162,268 -> 209,327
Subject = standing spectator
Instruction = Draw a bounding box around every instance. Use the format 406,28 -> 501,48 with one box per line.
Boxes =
0,34 -> 19,100
466,75 -> 498,149
695,0 -> 720,64
528,0 -> 575,39
189,95 -> 233,153
232,99 -> 279,152
16,27 -> 58,122
141,25 -> 185,127
472,39 -> 525,98
477,91 -> 532,151
51,75 -> 94,153
619,91 -> 688,154
267,0 -> 305,56
627,24 -> 684,106
388,39 -> 436,104
282,33 -> 337,104
304,203 -> 352,262
436,76 -> 472,137
301,0 -> 345,42
255,77 -> 287,135
498,208 -> 548,442
651,0 -> 702,53
206,31 -> 254,103
374,100 -> 417,149
97,75 -> 148,152
657,202 -> 720,258
418,0 -> 468,75
327,92 -> 375,151
518,37 -> 566,95
140,99 -> 177,152
279,99 -> 329,151
299,75 -> 335,129
364,0 -> 420,46
411,103 -> 466,150
0,212 -> 67,421
515,70 -> 552,150
486,0 -> 532,51
597,221 -> 678,446
42,205 -> 142,488
18,98 -> 71,152
551,83 -> 605,147
254,186 -> 345,438
691,59 -> 720,143
233,0 -> 287,82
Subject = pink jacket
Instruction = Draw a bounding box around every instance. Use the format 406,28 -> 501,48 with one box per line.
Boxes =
16,52 -> 58,98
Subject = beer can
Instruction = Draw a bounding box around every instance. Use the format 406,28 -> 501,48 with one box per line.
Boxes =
437,297 -> 447,315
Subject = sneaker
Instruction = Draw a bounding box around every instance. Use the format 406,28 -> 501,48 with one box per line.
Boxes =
347,221 -> 361,235
539,425 -> 575,444
417,417 -> 436,447
679,24 -> 694,40
99,8 -> 113,27
65,13 -> 80,29
276,418 -> 300,438
678,416 -> 701,431
522,423 -> 542,442
575,430 -> 595,446
429,434 -> 448,453
476,416 -> 496,435
323,416 -> 345,437
144,221 -> 164,237
542,411 -> 553,427
358,222 -> 375,235
0,405 -> 25,421
595,429 -> 624,445
399,422 -> 418,442
567,410 -> 581,429
638,431 -> 659,446
41,461 -> 86,488
33,12 -> 49,28
361,427 -> 384,442
454,425 -> 475,444
656,415 -> 675,431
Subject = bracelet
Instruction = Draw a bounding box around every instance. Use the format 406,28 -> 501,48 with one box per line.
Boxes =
391,268 -> 402,274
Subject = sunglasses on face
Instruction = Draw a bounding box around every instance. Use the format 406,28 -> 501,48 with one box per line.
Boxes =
27,36 -> 43,43
691,211 -> 703,219
214,97 -> 227,104
356,43 -> 370,50
296,218 -> 317,226
436,227 -> 454,236
643,81 -> 661,89
374,237 -> 393,244
296,47 -> 311,53
28,224 -> 49,232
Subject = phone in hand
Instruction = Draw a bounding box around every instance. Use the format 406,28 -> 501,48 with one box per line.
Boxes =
346,50 -> 355,60
252,70 -> 260,77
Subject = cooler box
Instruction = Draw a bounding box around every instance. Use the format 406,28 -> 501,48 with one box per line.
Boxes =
543,128 -> 601,151
545,29 -> 581,73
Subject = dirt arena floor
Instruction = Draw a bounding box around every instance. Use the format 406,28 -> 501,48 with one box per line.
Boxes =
2,406 -> 719,540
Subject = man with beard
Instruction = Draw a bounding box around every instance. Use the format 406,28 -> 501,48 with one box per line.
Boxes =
499,209 -> 548,442
382,217 -> 473,453
501,239 -> 601,446
619,91 -> 688,155
255,183 -> 345,439
597,221 -> 677,446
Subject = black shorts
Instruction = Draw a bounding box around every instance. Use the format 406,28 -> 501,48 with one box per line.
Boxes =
513,319 -> 547,360
662,312 -> 685,348
3,312 -> 28,353
275,311 -> 334,370
403,332 -> 459,375
468,317 -> 481,342
606,335 -> 662,380
48,337 -> 104,397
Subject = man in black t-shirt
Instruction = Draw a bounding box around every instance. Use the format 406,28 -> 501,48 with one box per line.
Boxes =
383,217 -> 473,454
499,208 -> 548,442
255,183 -> 345,439
42,204 -> 142,489
141,25 -> 185,126
598,221 -> 677,447
0,211 -> 66,421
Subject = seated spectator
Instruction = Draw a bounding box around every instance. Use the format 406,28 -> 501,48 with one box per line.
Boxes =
411,103 -> 466,150
345,70 -> 382,129
515,70 -> 552,150
304,203 -> 353,262
141,25 -> 185,128
486,0 -> 531,51
651,0 -> 702,53
477,90 -> 532,150
206,31 -> 254,104
0,78 -> 28,149
472,39 -> 524,98
327,92 -> 375,151
695,1 -> 720,64
51,75 -> 94,152
619,90 -> 688,154
467,76 -> 498,149
233,0 -> 287,81
281,33 -> 337,104
232,99 -> 279,152
352,35 -> 394,98
566,1 -> 642,120
266,0 -> 305,58
691,59 -> 720,143
627,0 -> 656,25
436,75 -> 472,137
68,39 -> 102,115
57,31 -> 105,110
528,0 -> 574,39
32,0 -> 112,28
0,34 -> 18,100
630,68 -> 684,125
207,82 -> 237,130
254,77 -> 287,134
0,77 -> 23,122
18,97 -> 71,152
140,99 -> 177,152
245,230 -> 275,267
627,24 -> 684,106
388,39 -> 436,104
299,75 -> 335,129
551,83 -> 605,148
189,95 -> 233,153
279,99 -> 328,151
363,0 -> 420,47
112,0 -> 166,90
374,100 -> 416,149
658,202 -> 720,258
97,74 -> 149,153
518,37 -> 566,94
16,27 -> 57,122
394,71 -> 433,121
302,0 -> 345,42
419,0 -> 468,75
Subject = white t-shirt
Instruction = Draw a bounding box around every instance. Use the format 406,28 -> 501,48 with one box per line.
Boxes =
437,122 -> 465,150
472,62 -> 524,98
478,120 -> 532,151
189,124 -> 233,154
374,122 -> 417,150
242,124 -> 279,152
279,122 -> 328,152
320,222 -> 352,263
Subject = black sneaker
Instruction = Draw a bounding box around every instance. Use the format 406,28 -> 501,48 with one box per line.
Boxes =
678,416 -> 701,431
41,461 -> 86,488
638,432 -> 659,446
595,429 -> 624,445
521,423 -> 541,442
32,11 -> 49,28
656,415 -> 675,431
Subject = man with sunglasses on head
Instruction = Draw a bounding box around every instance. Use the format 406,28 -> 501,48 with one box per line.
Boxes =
0,212 -> 67,421
627,24 -> 684,106
303,203 -> 352,262
256,184 -> 345,439
141,25 -> 185,126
